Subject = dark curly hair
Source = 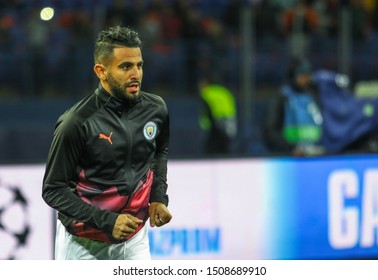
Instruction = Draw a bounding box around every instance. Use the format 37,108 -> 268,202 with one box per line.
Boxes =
94,26 -> 142,65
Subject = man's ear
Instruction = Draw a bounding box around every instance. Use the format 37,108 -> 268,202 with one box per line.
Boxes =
94,64 -> 106,80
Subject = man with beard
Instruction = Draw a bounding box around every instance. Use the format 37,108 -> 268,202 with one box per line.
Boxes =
42,26 -> 172,260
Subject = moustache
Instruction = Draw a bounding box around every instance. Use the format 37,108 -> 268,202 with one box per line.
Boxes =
125,81 -> 140,87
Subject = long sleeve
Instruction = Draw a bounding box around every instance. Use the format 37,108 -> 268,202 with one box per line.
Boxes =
42,114 -> 118,234
150,112 -> 169,206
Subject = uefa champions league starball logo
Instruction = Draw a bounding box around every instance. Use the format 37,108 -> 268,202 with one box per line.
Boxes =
0,180 -> 30,259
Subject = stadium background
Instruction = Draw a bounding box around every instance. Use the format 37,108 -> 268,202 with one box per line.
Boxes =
0,0 -> 378,259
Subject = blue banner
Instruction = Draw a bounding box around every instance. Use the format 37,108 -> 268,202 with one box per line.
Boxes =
266,155 -> 378,259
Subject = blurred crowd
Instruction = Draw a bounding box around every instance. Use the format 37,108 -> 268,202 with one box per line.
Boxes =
1,0 -> 378,160
1,0 -> 378,99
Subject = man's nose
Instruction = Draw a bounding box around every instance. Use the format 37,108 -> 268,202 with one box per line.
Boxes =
130,66 -> 141,80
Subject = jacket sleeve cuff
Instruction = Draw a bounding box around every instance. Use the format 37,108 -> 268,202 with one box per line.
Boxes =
149,191 -> 169,206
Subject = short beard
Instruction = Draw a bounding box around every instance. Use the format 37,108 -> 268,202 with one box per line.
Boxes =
107,74 -> 139,102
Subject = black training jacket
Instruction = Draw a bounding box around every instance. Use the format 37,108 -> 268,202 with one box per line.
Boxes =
42,85 -> 169,242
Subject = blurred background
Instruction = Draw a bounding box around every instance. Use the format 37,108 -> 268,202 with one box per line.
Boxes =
1,0 -> 378,162
1,0 -> 378,260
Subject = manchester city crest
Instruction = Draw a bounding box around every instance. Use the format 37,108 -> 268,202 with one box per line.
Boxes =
143,121 -> 157,140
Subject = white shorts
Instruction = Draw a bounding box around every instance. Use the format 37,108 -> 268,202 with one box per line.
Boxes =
54,220 -> 151,260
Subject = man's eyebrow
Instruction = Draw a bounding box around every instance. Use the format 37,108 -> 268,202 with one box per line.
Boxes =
119,60 -> 144,67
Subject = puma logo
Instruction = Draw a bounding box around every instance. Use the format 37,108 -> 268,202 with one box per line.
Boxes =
99,132 -> 113,144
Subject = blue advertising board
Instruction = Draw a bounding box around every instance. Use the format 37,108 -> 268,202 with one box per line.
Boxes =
150,155 -> 378,260
265,155 -> 378,259
1,156 -> 377,260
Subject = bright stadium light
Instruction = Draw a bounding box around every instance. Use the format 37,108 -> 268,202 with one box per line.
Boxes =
40,7 -> 54,21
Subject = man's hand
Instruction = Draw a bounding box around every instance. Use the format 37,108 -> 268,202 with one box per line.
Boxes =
149,202 -> 172,227
112,214 -> 143,240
